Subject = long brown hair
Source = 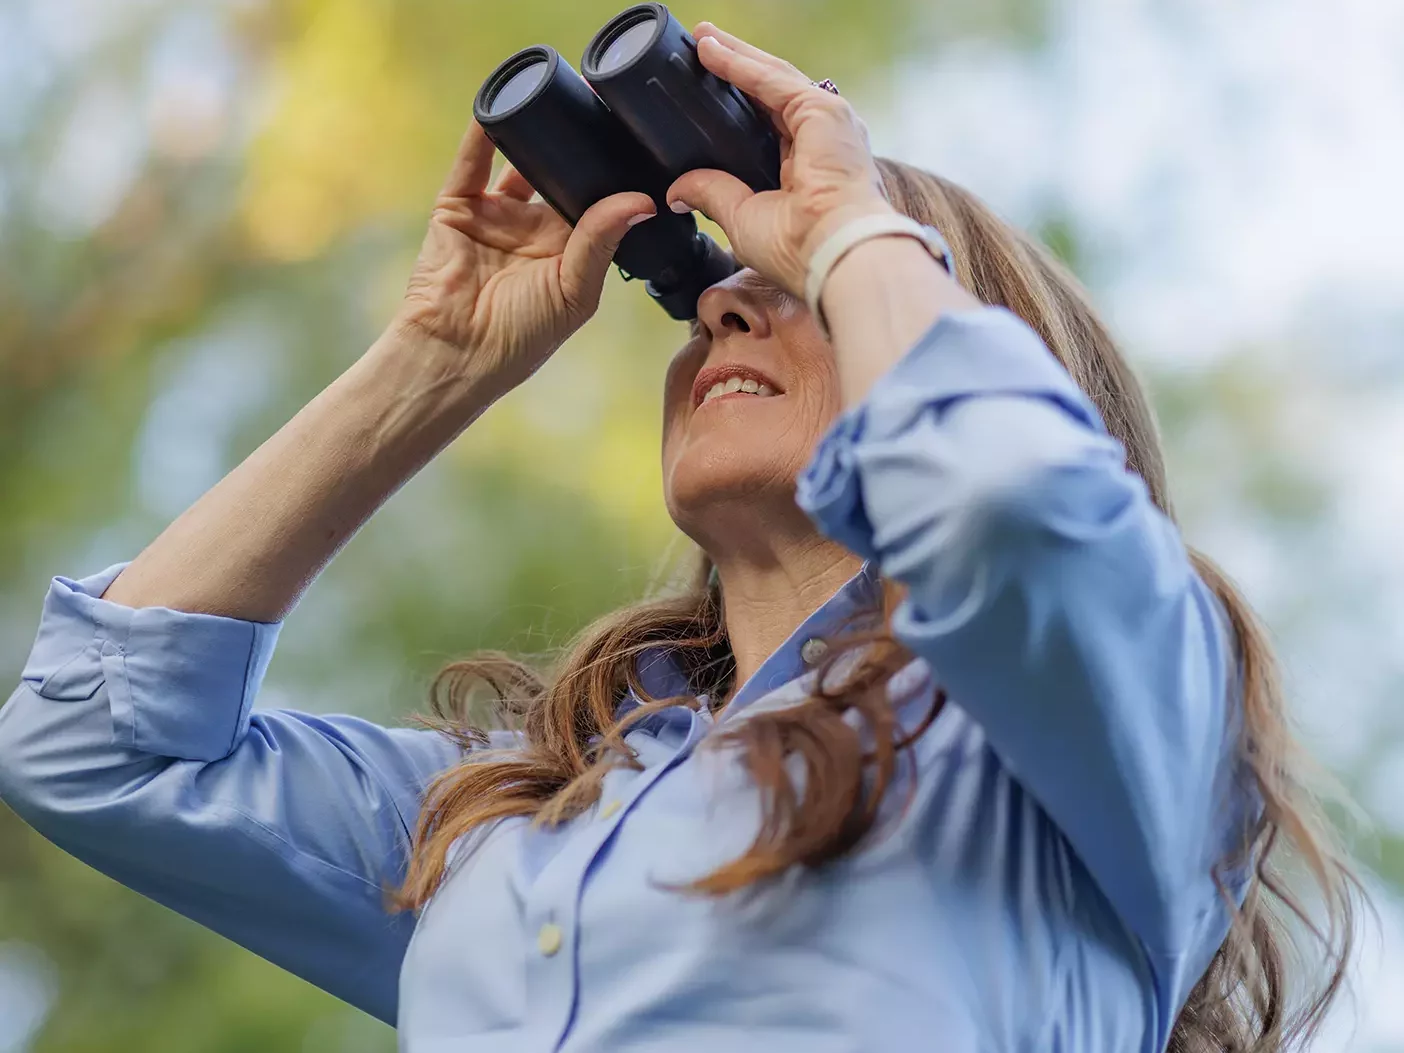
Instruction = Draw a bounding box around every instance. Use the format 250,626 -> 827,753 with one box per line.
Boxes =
397,159 -> 1362,1052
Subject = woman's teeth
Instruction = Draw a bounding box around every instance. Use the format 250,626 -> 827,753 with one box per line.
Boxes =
701,376 -> 777,405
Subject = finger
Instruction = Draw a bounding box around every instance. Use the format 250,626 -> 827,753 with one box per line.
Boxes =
493,163 -> 536,202
559,192 -> 657,314
779,153 -> 795,188
695,35 -> 812,122
440,120 -> 497,199
666,169 -> 754,234
694,22 -> 803,80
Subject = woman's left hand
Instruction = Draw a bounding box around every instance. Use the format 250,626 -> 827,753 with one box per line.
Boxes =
666,24 -> 895,299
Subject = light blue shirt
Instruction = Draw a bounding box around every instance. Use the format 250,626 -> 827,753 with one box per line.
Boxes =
0,308 -> 1248,1053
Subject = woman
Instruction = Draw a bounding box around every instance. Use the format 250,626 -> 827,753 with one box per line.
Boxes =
0,23 -> 1358,1053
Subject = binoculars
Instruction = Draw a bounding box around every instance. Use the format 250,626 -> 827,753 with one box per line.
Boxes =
472,3 -> 782,320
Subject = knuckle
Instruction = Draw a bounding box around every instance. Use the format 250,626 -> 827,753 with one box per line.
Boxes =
763,70 -> 792,98
797,196 -> 830,224
781,94 -> 809,128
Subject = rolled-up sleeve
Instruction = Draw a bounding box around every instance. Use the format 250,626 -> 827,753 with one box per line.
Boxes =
0,564 -> 473,1025
22,564 -> 279,758
798,308 -> 1247,993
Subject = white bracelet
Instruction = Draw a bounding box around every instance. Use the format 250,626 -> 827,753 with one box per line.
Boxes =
803,213 -> 953,338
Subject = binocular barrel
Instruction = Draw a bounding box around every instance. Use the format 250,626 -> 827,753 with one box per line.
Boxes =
583,4 -> 781,196
472,3 -> 784,320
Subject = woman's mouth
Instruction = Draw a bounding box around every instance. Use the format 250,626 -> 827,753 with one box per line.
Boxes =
692,365 -> 784,409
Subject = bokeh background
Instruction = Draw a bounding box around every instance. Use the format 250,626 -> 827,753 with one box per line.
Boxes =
2,0 -> 1402,1049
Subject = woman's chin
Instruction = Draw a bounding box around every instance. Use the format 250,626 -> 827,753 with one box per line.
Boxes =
665,448 -> 802,523
662,397 -> 820,526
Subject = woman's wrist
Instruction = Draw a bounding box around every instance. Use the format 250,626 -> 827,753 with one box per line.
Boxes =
381,315 -> 513,398
374,321 -> 511,417
821,234 -> 981,410
796,198 -> 897,278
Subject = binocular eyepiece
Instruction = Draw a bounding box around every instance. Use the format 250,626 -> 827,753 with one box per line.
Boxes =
473,4 -> 783,320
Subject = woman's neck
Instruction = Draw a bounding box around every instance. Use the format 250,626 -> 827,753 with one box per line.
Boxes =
712,539 -> 863,696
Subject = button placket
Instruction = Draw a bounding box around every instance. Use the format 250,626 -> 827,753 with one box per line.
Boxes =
521,708 -> 708,1052
521,897 -> 572,1051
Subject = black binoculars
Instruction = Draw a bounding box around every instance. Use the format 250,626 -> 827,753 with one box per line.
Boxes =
472,4 -> 782,320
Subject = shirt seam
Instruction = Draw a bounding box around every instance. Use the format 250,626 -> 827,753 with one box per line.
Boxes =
122,647 -> 141,750
227,621 -> 258,757
106,612 -> 138,750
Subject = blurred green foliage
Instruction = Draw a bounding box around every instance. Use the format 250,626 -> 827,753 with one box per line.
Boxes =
0,0 -> 1394,1051
0,2 -> 1030,1048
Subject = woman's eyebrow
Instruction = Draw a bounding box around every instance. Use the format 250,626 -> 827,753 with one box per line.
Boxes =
733,272 -> 797,311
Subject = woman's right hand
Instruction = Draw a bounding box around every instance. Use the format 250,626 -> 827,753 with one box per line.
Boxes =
392,120 -> 656,401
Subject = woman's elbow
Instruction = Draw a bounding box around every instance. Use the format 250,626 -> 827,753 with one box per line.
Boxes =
0,680 -> 149,835
0,682 -> 56,818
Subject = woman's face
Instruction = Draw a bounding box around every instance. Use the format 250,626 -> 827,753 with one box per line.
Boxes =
662,268 -> 842,539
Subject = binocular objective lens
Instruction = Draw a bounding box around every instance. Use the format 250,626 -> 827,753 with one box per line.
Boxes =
594,16 -> 658,75
487,58 -> 549,117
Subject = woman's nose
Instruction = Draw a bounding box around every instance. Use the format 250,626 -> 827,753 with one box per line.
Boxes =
695,280 -> 770,341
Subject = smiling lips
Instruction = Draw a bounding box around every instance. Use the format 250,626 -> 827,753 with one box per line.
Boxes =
692,366 -> 784,409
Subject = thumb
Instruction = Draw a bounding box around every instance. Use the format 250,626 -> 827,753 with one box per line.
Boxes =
559,192 -> 657,314
666,169 -> 753,234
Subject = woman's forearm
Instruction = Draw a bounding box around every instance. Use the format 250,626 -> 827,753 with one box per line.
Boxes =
103,328 -> 497,621
820,235 -> 981,412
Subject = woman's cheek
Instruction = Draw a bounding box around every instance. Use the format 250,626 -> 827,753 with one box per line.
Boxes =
792,368 -> 841,435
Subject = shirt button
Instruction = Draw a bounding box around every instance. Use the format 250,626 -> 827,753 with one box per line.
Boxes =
800,638 -> 829,665
536,922 -> 563,957
600,800 -> 622,820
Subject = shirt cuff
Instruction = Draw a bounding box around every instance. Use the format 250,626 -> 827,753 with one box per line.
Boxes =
19,563 -> 282,762
797,307 -> 1103,555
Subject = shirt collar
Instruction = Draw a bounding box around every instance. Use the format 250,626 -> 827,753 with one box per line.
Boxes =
619,560 -> 883,724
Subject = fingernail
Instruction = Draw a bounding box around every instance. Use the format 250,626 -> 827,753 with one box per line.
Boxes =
669,200 -> 691,214
628,211 -> 654,226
